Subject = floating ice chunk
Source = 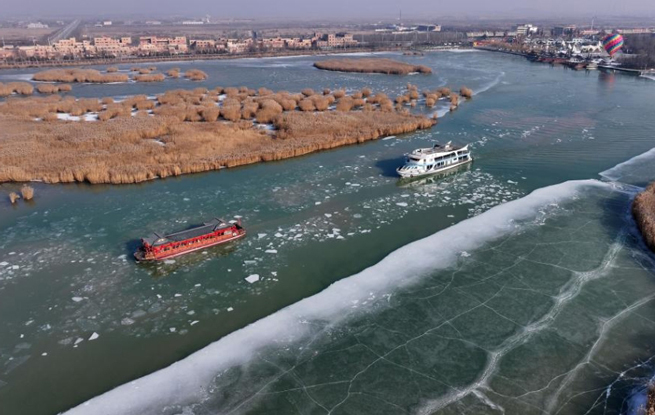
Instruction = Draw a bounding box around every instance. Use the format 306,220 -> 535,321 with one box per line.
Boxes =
396,202 -> 408,207
271,271 -> 278,276
187,311 -> 195,315
42,353 -> 48,356
274,233 -> 284,238
194,284 -> 201,287
227,307 -> 234,312
401,194 -> 410,198
174,293 -> 182,297
169,328 -> 176,333
164,260 -> 176,265
245,274 -> 260,283
447,215 -> 455,218
11,265 -> 19,270
183,198 -> 190,201
121,318 -> 135,326
315,202 -> 321,205
234,215 -> 243,219
265,249 -> 278,254
324,213 -> 332,218
190,321 -> 199,326
74,338 -> 84,345
0,262 -> 8,266
88,332 -> 99,341
460,251 -> 471,257
258,233 -> 267,239
507,180 -> 518,184
117,254 -> 127,260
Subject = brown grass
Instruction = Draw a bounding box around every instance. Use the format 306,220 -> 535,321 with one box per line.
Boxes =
460,87 -> 474,99
0,82 -> 34,96
134,74 -> 166,82
336,97 -> 354,112
167,68 -> 180,78
107,67 -> 118,73
634,183 -> 655,252
33,69 -> 128,83
0,84 -> 444,185
37,84 -> 61,94
298,98 -> 315,112
185,69 -> 208,81
314,58 -> 432,75
8,192 -> 20,204
21,185 -> 34,200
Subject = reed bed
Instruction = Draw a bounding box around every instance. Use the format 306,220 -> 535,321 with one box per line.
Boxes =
33,69 -> 129,83
185,69 -> 208,81
460,87 -> 474,99
633,183 -> 655,252
167,68 -> 181,78
133,74 -> 166,82
314,58 -> 432,75
106,67 -> 118,73
8,192 -> 20,204
0,82 -> 34,96
0,83 -> 449,184
21,185 -> 34,200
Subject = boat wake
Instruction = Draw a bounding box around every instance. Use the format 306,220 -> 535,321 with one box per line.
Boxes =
64,179 -> 608,415
474,71 -> 505,96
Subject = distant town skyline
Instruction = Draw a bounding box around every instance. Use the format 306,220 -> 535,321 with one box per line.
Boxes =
4,0 -> 655,20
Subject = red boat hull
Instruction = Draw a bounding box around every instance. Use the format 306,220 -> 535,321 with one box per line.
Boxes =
135,224 -> 246,262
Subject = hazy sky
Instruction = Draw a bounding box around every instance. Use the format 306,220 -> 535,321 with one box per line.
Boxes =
6,0 -> 655,20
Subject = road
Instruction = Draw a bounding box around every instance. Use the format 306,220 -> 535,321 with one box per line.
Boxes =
49,19 -> 80,44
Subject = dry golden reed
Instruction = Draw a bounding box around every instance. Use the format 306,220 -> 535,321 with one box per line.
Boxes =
185,69 -> 208,81
633,183 -> 655,252
0,83 -> 449,185
20,185 -> 34,200
33,69 -> 128,83
314,58 -> 432,75
8,192 -> 20,204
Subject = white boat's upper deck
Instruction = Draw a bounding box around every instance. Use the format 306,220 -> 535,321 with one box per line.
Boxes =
408,143 -> 469,160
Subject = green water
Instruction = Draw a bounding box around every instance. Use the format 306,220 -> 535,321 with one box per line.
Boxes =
1,51 -> 655,415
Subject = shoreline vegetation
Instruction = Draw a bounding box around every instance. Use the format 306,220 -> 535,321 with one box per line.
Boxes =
0,46 -> 467,71
30,68 -> 209,84
314,58 -> 432,75
0,82 -> 475,185
633,182 -> 655,252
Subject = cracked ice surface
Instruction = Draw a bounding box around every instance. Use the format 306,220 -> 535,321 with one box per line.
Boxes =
64,179 -> 655,415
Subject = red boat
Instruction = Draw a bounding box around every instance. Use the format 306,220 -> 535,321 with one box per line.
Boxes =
134,218 -> 246,262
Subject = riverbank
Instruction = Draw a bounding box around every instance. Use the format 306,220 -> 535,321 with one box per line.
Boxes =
633,182 -> 655,252
0,47 -> 409,70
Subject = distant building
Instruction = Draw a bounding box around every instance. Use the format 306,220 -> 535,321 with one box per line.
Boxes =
27,22 -> 48,29
516,24 -> 538,36
182,21 -> 204,25
145,21 -> 162,25
139,36 -> 188,53
103,21 -> 112,26
314,33 -> 357,49
414,24 -> 441,32
617,28 -> 654,34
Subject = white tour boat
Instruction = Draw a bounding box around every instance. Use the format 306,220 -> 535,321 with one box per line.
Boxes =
396,142 -> 472,179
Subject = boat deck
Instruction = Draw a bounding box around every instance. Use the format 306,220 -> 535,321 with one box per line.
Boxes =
411,144 -> 467,157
